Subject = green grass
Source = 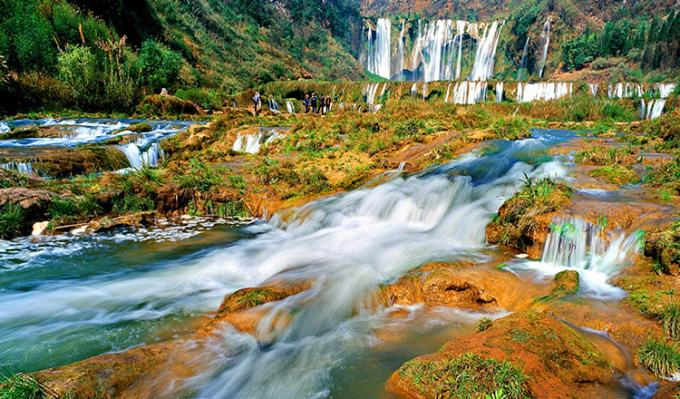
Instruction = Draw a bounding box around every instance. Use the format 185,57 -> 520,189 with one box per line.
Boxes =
662,302 -> 680,341
0,371 -> 49,399
0,202 -> 26,239
637,337 -> 680,378
398,353 -> 528,399
477,318 -> 494,332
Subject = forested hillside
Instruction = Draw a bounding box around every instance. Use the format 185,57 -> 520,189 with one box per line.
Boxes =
0,0 -> 364,114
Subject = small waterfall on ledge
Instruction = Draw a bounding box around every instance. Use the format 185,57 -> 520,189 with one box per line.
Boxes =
450,81 -> 488,105
641,99 -> 666,120
538,16 -> 552,78
286,101 -> 295,114
268,99 -> 281,113
658,83 -> 676,98
608,83 -> 643,98
496,82 -> 504,102
517,82 -> 572,103
0,122 -> 9,133
511,217 -> 644,299
1,162 -> 35,175
397,20 -> 406,81
232,128 -> 285,154
117,142 -> 165,169
589,84 -> 599,96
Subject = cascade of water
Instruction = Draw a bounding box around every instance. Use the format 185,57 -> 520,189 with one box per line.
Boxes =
645,99 -> 666,120
496,82 -> 504,102
379,83 -> 388,100
640,99 -> 647,120
184,133 -> 568,399
286,101 -> 295,114
232,129 -> 284,154
421,20 -> 456,82
367,18 -> 392,79
268,99 -> 281,113
363,83 -> 381,104
409,21 -> 423,82
410,83 -> 418,97
517,82 -> 572,103
658,83 -> 677,98
117,144 -> 143,169
536,217 -> 644,297
589,84 -> 599,96
469,21 -> 504,81
0,122 -> 9,133
445,83 -> 452,103
397,20 -> 406,81
538,16 -> 552,78
450,81 -> 488,105
517,37 -> 530,81
455,21 -> 466,80
422,82 -> 428,100
141,143 -> 164,167
1,162 -> 34,175
608,83 -> 643,99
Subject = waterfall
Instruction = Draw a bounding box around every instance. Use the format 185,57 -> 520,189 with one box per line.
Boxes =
421,20 -> 456,82
455,21 -> 466,80
517,82 -> 572,103
445,83 -> 452,103
1,162 -> 34,175
517,37 -> 530,81
588,84 -> 599,96
363,83 -> 381,104
496,82 -> 504,102
141,143 -> 164,167
286,101 -> 295,114
409,20 -> 423,82
422,82 -> 428,100
640,99 -> 646,120
644,99 -> 666,120
658,83 -> 677,98
117,142 -> 165,169
268,99 -> 281,113
0,122 -> 9,133
410,83 -> 418,97
232,129 -> 284,154
608,83 -> 643,99
397,20 -> 406,81
450,81 -> 488,105
538,16 -> 552,78
117,144 -> 143,169
539,217 -> 643,297
469,21 -> 504,81
366,18 -> 392,79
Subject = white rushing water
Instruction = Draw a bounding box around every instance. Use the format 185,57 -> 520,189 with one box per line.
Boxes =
268,99 -> 280,113
517,82 -> 572,103
509,217 -> 643,299
363,83 -> 382,104
286,101 -> 295,114
641,99 -> 666,120
589,83 -> 599,96
133,132 -> 570,399
1,161 -> 34,175
233,128 -> 285,154
0,122 -> 9,133
538,16 -> 552,78
449,81 -> 488,105
658,83 -> 676,98
496,82 -> 504,102
517,37 -> 530,81
608,83 -> 643,99
366,19 -> 504,82
366,18 -> 392,79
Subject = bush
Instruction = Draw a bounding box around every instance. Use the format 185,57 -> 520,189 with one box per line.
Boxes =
0,202 -> 26,239
637,337 -> 680,378
57,45 -> 99,106
139,40 -> 183,92
111,195 -> 155,214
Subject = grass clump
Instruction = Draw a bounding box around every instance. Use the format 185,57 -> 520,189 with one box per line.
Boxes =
662,302 -> 680,341
0,202 -> 27,239
0,371 -> 51,399
574,146 -> 636,165
398,353 -> 528,399
637,337 -> 680,378
589,165 -> 640,185
644,219 -> 680,275
477,318 -> 493,332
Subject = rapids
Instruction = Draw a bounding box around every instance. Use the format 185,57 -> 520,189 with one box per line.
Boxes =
0,129 -> 659,398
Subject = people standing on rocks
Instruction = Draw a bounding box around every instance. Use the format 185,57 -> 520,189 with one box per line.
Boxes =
310,93 -> 318,114
252,91 -> 262,115
303,94 -> 310,113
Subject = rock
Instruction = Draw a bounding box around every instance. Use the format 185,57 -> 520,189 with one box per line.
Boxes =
87,212 -> 155,233
31,221 -> 50,236
388,311 -> 617,399
553,270 -> 580,297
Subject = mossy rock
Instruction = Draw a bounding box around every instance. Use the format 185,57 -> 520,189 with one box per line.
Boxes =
589,165 -> 640,185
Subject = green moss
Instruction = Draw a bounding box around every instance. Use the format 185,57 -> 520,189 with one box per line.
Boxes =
589,165 -> 640,185
398,353 -> 528,399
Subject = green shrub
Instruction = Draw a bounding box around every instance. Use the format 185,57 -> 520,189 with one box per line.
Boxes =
0,202 -> 26,239
477,318 -> 493,332
637,337 -> 680,378
139,40 -> 183,92
111,195 -> 155,214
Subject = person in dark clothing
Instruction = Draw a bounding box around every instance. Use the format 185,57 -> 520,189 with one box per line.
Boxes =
303,94 -> 310,113
252,91 -> 262,115
310,93 -> 318,114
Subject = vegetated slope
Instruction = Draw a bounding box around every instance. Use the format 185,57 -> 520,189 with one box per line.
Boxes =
0,0 -> 364,114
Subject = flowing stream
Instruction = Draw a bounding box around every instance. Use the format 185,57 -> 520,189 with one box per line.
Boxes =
0,129 -> 657,398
